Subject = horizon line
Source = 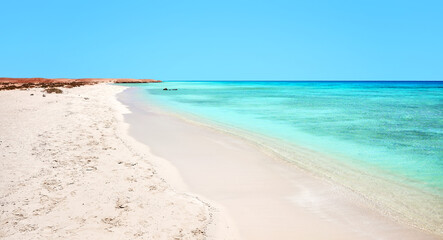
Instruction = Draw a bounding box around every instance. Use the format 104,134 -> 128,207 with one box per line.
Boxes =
163,79 -> 443,81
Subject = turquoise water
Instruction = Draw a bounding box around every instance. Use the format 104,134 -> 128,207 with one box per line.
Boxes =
126,81 -> 443,198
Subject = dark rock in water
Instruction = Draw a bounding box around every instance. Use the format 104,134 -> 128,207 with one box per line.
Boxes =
163,88 -> 168,91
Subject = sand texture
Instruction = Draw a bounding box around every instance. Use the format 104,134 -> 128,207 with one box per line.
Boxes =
0,85 -> 220,240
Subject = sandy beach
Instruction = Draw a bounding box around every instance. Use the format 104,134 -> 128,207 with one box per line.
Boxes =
2,0 -> 442,238
1,84 -> 440,240
0,84 -> 233,239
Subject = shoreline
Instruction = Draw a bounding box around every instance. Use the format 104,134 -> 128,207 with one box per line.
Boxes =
0,84 -> 228,239
119,86 -> 441,239
1,83 -> 440,239
127,84 -> 443,236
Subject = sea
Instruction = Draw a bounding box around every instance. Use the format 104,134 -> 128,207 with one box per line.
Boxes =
122,81 -> 443,232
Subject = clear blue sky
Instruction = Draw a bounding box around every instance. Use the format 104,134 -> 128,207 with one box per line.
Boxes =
1,0 -> 442,80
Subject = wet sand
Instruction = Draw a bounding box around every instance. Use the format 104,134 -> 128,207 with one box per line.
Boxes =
119,87 -> 440,240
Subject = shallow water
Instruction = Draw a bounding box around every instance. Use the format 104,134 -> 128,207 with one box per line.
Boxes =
121,81 -> 443,233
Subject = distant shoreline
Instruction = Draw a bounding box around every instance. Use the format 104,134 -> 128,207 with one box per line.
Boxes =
0,77 -> 161,91
158,80 -> 443,82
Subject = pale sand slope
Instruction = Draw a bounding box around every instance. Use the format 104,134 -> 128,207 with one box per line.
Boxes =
0,85 -> 234,240
120,87 -> 441,240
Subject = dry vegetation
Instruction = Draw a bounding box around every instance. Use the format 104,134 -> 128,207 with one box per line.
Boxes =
45,87 -> 63,94
0,78 -> 161,92
0,82 -> 91,91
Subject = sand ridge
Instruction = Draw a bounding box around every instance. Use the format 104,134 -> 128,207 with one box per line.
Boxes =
0,78 -> 161,91
0,77 -> 161,84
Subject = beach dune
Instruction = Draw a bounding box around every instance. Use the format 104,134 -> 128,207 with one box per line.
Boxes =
0,77 -> 161,84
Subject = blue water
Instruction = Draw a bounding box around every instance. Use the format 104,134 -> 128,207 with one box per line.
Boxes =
127,81 -> 443,197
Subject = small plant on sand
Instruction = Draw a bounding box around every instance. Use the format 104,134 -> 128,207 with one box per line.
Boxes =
45,87 -> 63,94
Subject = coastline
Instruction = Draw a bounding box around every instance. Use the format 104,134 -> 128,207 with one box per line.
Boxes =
0,83 -> 440,239
0,84 -> 233,239
119,86 -> 442,240
127,84 -> 443,236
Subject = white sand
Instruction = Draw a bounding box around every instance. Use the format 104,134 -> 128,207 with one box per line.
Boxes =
0,84 -> 235,240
